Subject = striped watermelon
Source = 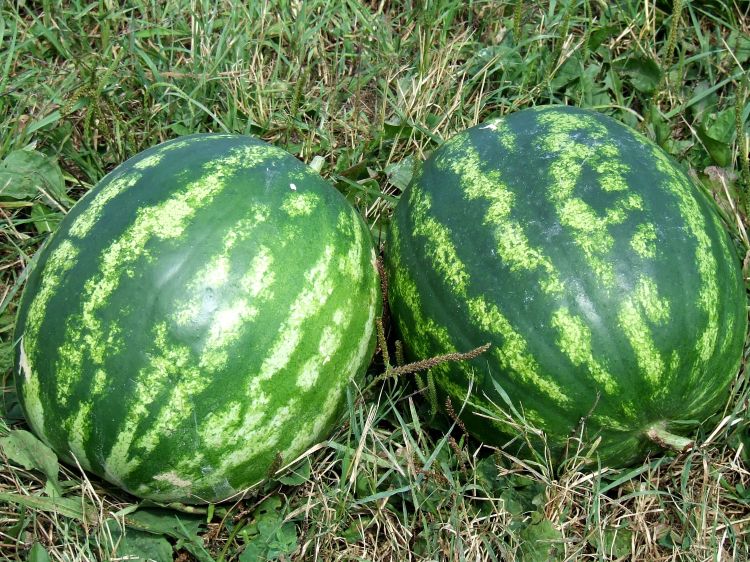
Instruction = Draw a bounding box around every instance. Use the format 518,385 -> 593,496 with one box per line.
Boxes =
13,134 -> 380,503
386,106 -> 747,466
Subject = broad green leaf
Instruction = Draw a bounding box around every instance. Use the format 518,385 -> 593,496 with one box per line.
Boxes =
696,125 -> 731,167
0,149 -> 70,206
618,56 -> 662,94
0,429 -> 60,493
705,108 -> 736,143
384,156 -> 415,192
664,138 -> 693,158
0,491 -> 96,521
240,520 -> 298,561
648,105 -> 671,147
589,527 -> 633,558
170,123 -> 192,136
519,514 -> 564,561
121,508 -> 213,562
579,63 -> 608,107
729,30 -> 750,63
28,542 -> 51,562
107,520 -> 173,562
550,56 -> 581,91
122,508 -> 203,542
30,204 -> 63,234
277,457 -> 312,486
340,519 -> 367,543
686,81 -> 718,119
239,496 -> 299,561
657,526 -> 680,548
475,455 -> 505,495
382,118 -> 415,141
500,490 -> 526,520
588,25 -> 618,51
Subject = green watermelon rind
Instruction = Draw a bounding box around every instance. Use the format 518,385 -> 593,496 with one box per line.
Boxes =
386,106 -> 747,466
14,134 -> 381,503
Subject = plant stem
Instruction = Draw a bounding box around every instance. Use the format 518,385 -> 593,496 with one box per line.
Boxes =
646,423 -> 693,453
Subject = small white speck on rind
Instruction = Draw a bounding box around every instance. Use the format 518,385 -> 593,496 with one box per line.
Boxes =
290,183 -> 297,191
481,121 -> 499,131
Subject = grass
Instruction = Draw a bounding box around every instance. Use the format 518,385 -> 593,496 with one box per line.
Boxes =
1,0 -> 749,560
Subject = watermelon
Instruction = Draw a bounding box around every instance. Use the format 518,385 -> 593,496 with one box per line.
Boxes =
13,134 -> 381,503
386,106 -> 747,466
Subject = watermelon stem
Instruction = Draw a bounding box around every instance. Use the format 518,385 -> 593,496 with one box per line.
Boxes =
646,423 -> 694,453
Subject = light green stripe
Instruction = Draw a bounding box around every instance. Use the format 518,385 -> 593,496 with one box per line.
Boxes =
69,174 -> 140,238
281,191 -> 319,217
409,185 -> 469,295
618,298 -> 664,385
129,138 -> 200,171
156,380 -> 334,499
69,138 -> 207,239
439,137 -> 565,294
188,359 -> 359,499
296,311 -> 345,390
21,239 -> 80,408
591,413 -> 635,431
100,148 -> 286,481
149,472 -> 193,498
630,223 -> 658,258
23,239 -> 79,361
593,142 -> 630,192
538,112 -> 643,287
103,323 -> 197,481
650,149 -> 719,378
480,118 -> 517,151
338,208 -> 368,282
173,205 -> 271,331
171,206 -> 275,370
389,217 -> 456,361
140,240 -> 343,493
201,401 -> 242,449
55,145 -> 281,405
199,397 -> 267,476
238,246 -> 275,297
248,243 -> 337,398
709,207 -> 741,358
17,339 -> 48,444
287,380 -> 346,453
297,222 -> 378,392
342,249 -> 379,377
108,238 -> 280,478
618,276 -> 671,390
199,247 -> 274,369
66,402 -> 93,471
551,307 -> 618,395
131,153 -> 163,170
468,298 -> 571,406
406,179 -> 571,405
209,398 -> 299,489
633,276 -> 670,324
